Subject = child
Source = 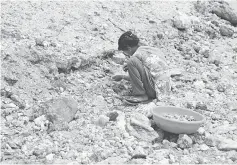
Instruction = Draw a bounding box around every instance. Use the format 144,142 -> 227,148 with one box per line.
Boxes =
112,31 -> 171,104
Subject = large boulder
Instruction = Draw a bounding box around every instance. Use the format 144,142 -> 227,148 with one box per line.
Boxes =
126,113 -> 159,142
31,97 -> 78,132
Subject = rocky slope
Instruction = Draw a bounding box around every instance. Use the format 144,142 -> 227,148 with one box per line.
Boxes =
1,0 -> 237,164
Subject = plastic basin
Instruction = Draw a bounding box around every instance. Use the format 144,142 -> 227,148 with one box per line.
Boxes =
152,106 -> 205,134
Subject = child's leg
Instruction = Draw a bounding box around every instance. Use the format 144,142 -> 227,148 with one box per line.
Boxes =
127,56 -> 156,99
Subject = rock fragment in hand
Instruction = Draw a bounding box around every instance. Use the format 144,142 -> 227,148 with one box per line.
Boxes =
177,134 -> 193,149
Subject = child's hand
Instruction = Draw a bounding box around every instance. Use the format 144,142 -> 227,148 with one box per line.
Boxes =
123,63 -> 128,72
112,75 -> 124,81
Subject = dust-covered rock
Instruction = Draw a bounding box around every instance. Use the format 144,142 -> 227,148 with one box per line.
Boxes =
32,97 -> 78,132
220,25 -> 234,37
95,115 -> 109,127
177,134 -> 193,149
212,3 -> 237,26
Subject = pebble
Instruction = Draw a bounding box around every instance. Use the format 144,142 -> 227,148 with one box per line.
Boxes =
217,84 -> 225,92
195,102 -> 207,110
2,103 -> 18,109
95,115 -> 109,127
34,115 -> 47,127
46,153 -> 55,161
197,127 -> 205,135
106,111 -> 119,121
199,144 -> 209,151
177,134 -> 193,149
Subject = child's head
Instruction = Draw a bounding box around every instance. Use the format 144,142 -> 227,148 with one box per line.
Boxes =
118,31 -> 139,56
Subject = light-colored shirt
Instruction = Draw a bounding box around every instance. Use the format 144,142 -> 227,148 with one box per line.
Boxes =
133,46 -> 171,97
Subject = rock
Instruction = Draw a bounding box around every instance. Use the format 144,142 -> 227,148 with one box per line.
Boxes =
10,94 -> 25,109
126,121 -> 158,143
173,12 -> 191,30
195,102 -> 207,110
133,146 -> 146,156
34,115 -> 47,127
205,136 -> 220,147
199,46 -> 210,58
228,102 -> 237,111
177,134 -> 193,149
159,158 -> 170,164
130,113 -> 152,131
106,111 -> 119,121
220,25 -> 234,37
218,138 -> 237,151
212,4 -> 237,26
162,139 -> 170,149
2,103 -> 17,109
169,154 -> 176,163
193,80 -> 205,89
33,97 -> 78,132
169,69 -> 182,77
68,57 -> 82,71
217,84 -> 226,92
116,112 -> 126,131
95,115 -> 109,127
197,127 -> 205,135
46,153 -> 54,161
199,144 -> 209,151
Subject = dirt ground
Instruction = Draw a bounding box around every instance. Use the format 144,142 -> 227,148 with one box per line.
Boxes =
1,0 -> 237,164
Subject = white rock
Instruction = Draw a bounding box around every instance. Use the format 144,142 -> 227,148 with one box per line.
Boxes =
95,115 -> 109,127
130,113 -> 153,131
199,144 -> 209,151
46,153 -> 54,161
159,158 -> 170,164
177,134 -> 193,149
34,115 -> 47,127
193,80 -> 205,89
197,127 -> 205,135
173,12 -> 191,30
116,112 -> 126,131
134,146 -> 146,155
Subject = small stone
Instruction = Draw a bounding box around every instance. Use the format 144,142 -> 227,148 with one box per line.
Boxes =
196,102 -> 207,110
197,127 -> 205,135
220,25 -> 234,37
204,136 -> 220,147
46,153 -> 54,161
106,111 -> 119,121
199,144 -> 209,151
199,46 -> 210,58
177,134 -> 193,149
217,84 -> 225,92
159,158 -> 170,164
173,13 -> 191,30
162,139 -> 170,149
34,115 -> 47,127
169,154 -> 176,163
2,103 -> 17,109
95,115 -> 109,127
193,80 -> 205,89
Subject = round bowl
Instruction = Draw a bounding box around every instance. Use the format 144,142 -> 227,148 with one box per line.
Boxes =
152,106 -> 205,134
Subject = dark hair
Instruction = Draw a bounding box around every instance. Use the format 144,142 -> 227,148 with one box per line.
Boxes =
118,31 -> 139,51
